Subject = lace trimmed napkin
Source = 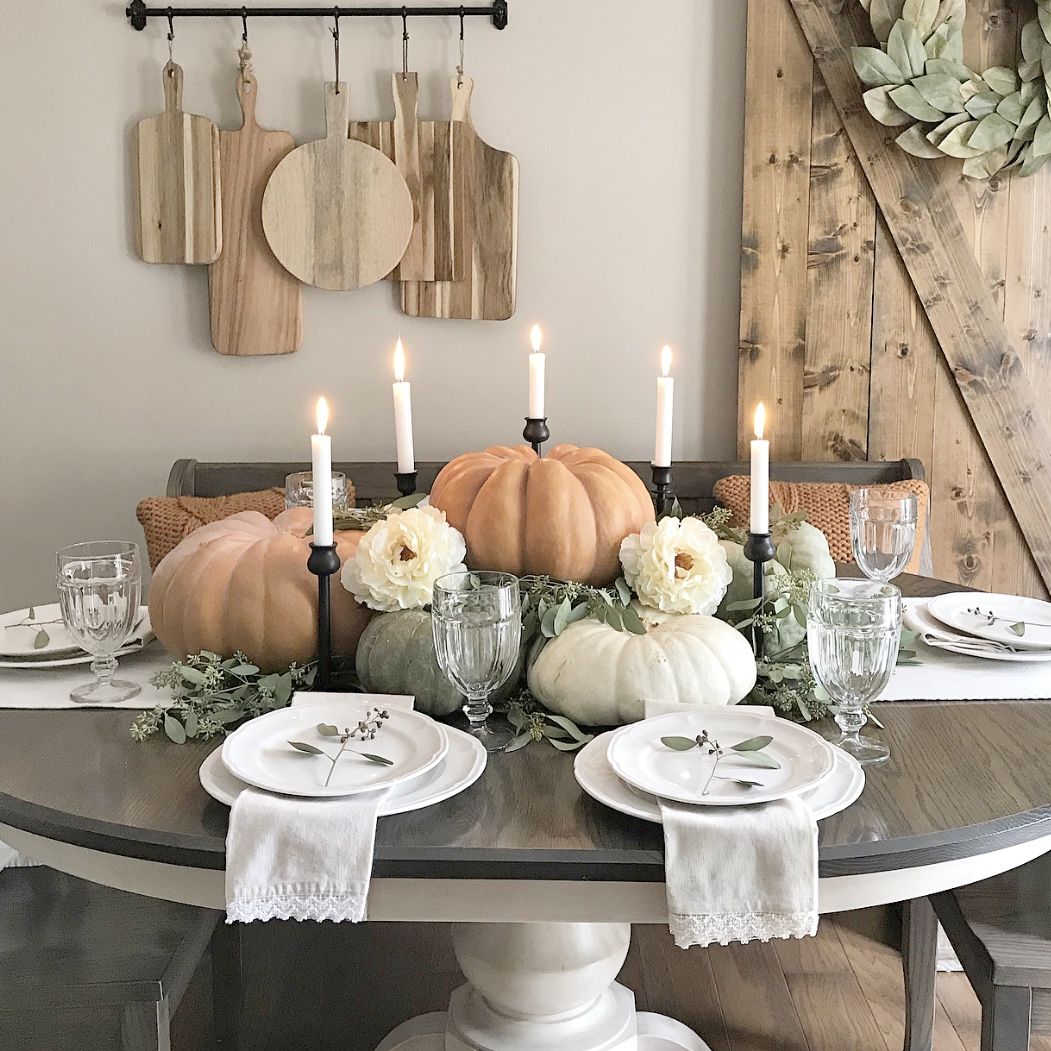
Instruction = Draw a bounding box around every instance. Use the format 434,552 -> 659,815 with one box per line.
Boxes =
643,700 -> 819,949
224,693 -> 413,924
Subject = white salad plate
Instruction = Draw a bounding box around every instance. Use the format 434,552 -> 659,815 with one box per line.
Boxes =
575,729 -> 864,823
928,592 -> 1051,651
221,699 -> 449,798
606,709 -> 837,806
0,607 -> 153,669
201,724 -> 486,813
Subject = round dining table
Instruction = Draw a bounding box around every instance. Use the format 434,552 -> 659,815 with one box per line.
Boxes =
1,574 -> 1050,1051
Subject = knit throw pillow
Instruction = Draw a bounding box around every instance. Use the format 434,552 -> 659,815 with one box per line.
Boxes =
136,489 -> 286,570
712,476 -> 931,575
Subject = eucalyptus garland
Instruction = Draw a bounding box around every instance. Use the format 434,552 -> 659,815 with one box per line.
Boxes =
853,0 -> 1051,178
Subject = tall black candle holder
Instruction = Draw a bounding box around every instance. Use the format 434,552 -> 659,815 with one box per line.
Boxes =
651,464 -> 673,518
307,543 -> 341,691
522,417 -> 550,456
743,531 -> 776,656
395,470 -> 418,498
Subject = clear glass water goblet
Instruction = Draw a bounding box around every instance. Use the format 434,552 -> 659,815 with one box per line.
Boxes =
850,488 -> 918,582
807,578 -> 902,766
432,571 -> 522,753
56,541 -> 143,703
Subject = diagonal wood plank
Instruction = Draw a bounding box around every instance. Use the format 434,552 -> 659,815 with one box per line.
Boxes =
737,0 -> 814,459
785,0 -> 1051,593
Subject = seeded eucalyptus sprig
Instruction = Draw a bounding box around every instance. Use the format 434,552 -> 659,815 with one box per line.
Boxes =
130,651 -> 315,743
289,712 -> 393,786
4,606 -> 59,650
662,730 -> 781,796
502,687 -> 594,753
519,574 -> 646,650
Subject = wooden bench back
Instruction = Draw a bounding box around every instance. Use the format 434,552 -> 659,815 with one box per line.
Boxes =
167,458 -> 925,516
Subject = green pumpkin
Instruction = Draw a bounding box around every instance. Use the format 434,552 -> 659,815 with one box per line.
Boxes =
356,609 -> 524,717
771,517 -> 836,579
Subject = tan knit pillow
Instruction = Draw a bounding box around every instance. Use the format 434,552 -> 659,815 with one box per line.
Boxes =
137,489 -> 286,570
712,476 -> 931,574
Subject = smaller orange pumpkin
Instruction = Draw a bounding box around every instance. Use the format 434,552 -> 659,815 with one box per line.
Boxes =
149,509 -> 371,672
429,444 -> 656,587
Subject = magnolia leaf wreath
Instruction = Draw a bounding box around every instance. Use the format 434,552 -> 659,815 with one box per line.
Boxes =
853,0 -> 1051,178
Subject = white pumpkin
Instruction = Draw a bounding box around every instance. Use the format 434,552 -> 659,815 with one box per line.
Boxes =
527,606 -> 757,727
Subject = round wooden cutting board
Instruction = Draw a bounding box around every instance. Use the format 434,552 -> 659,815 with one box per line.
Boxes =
263,83 -> 413,291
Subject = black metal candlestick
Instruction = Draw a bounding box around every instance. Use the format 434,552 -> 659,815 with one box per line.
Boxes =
307,543 -> 341,691
743,531 -> 776,656
651,464 -> 673,518
522,417 -> 550,456
395,470 -> 418,498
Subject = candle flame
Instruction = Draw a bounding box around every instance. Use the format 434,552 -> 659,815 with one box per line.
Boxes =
393,338 -> 406,383
660,344 -> 672,378
530,324 -> 543,353
315,396 -> 329,435
754,402 -> 766,440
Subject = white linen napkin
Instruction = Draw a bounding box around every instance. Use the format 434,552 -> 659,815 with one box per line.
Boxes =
643,700 -> 818,949
224,692 -> 415,924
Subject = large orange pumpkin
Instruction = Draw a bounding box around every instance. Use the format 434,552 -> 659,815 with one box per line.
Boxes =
429,444 -> 655,586
148,509 -> 371,672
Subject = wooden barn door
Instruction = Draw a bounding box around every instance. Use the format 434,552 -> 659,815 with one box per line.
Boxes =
737,0 -> 1051,598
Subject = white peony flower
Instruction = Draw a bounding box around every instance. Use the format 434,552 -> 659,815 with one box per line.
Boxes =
619,517 -> 733,615
341,506 -> 467,612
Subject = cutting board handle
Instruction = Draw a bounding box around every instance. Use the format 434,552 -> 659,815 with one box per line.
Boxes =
235,71 -> 258,129
325,83 -> 351,140
393,73 -> 421,223
163,61 -> 184,112
449,74 -> 474,124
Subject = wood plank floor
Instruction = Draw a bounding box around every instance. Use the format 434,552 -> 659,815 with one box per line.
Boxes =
168,910 -> 1051,1051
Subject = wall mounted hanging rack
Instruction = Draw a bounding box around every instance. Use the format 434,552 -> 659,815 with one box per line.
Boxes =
126,1 -> 508,31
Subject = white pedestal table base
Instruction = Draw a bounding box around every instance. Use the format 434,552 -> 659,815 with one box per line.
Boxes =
375,922 -> 711,1051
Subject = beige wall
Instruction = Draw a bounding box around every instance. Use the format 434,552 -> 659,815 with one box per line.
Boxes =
0,0 -> 747,607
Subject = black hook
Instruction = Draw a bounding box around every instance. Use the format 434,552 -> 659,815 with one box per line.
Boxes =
459,6 -> 466,40
241,6 -> 249,43
166,6 -> 174,42
331,8 -> 340,92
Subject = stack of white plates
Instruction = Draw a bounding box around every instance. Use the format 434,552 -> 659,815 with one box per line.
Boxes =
200,697 -> 487,816
0,603 -> 154,670
574,708 -> 864,824
908,592 -> 1051,663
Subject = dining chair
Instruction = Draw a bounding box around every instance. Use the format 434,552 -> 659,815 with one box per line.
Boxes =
0,866 -> 221,1050
904,852 -> 1051,1051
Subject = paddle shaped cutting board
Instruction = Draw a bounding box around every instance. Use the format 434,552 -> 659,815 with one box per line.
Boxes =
208,71 -> 302,356
134,61 -> 222,265
262,83 -> 413,291
401,75 -> 518,321
348,73 -> 465,282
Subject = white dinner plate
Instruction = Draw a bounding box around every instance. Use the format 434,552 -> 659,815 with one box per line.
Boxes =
576,729 -> 864,823
201,724 -> 486,813
928,592 -> 1051,651
606,709 -> 836,806
221,699 -> 449,798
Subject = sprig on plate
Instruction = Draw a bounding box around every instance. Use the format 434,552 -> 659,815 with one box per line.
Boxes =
662,730 -> 782,796
289,711 -> 393,787
966,606 -> 1050,638
4,607 -> 59,650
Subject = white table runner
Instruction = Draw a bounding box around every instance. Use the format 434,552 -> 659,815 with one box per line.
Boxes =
884,644 -> 1051,701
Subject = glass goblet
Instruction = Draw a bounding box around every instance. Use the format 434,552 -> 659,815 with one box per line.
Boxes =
807,578 -> 902,766
850,488 -> 918,583
56,541 -> 143,703
432,571 -> 521,754
284,470 -> 348,512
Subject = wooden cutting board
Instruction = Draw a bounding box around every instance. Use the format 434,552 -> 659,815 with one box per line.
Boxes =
208,71 -> 301,356
262,83 -> 413,291
347,74 -> 465,282
400,75 -> 518,321
134,61 -> 222,265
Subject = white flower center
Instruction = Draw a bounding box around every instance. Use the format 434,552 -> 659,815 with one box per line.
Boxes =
674,551 -> 694,578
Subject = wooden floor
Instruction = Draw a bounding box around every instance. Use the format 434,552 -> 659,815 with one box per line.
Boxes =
167,910 -> 1051,1051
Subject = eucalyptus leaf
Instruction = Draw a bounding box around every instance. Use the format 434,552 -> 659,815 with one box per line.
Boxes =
852,46 -> 906,87
1019,96 -> 1045,131
546,714 -> 590,742
1041,7 -> 1051,47
965,92 -> 1001,120
1032,114 -> 1051,157
231,664 -> 259,676
731,735 -> 774,752
604,605 -> 624,631
212,707 -> 245,725
662,735 -> 700,751
27,607 -> 35,620
726,597 -> 762,613
937,121 -> 984,157
983,66 -> 1019,97
903,0 -> 938,37
317,723 -> 340,736
996,92 -> 1026,125
899,124 -> 949,158
184,710 -> 198,738
566,602 -> 592,625
354,751 -> 394,766
505,732 -> 534,753
869,0 -> 905,41
164,714 -> 187,744
1010,621 -> 1027,637
962,146 -> 1009,178
553,597 -> 573,636
1019,146 -> 1051,176
33,629 -> 49,649
289,740 -> 325,755
620,604 -> 648,635
540,605 -> 559,639
734,750 -> 782,770
273,673 -> 293,706
391,492 -> 427,509
541,723 -> 573,740
923,58 -> 970,81
926,111 -> 970,145
507,707 -> 528,731
1023,19 -> 1046,63
1020,58 -> 1042,83
548,737 -> 588,752
924,21 -> 963,62
614,576 -> 633,607
179,666 -> 208,686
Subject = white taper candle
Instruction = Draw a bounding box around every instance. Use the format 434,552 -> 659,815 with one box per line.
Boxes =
750,402 -> 770,534
528,324 -> 545,418
654,344 -> 674,467
311,397 -> 333,546
392,339 -> 415,473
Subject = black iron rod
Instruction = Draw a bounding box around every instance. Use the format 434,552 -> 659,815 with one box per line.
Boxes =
127,2 -> 508,30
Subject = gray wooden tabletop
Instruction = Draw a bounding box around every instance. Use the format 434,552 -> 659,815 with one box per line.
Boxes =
0,575 -> 1047,880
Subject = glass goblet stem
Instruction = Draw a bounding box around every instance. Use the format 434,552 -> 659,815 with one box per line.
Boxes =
463,691 -> 493,730
91,653 -> 118,687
